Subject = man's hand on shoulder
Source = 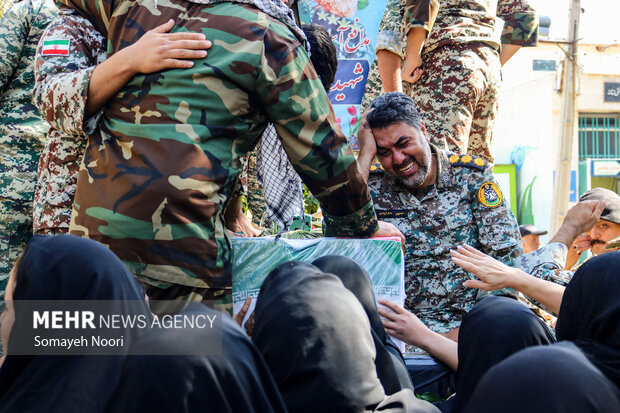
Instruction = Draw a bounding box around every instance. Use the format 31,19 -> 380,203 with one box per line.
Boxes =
124,19 -> 212,74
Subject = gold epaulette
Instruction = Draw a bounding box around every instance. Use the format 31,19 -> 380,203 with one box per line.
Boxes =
448,153 -> 486,171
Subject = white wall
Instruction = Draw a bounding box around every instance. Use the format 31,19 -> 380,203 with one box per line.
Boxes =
494,74 -> 557,239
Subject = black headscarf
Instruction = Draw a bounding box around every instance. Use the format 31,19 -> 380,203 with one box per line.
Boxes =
463,342 -> 620,413
556,251 -> 620,388
312,255 -> 414,395
106,303 -> 288,412
252,261 -> 439,413
452,295 -> 555,412
0,235 -> 150,413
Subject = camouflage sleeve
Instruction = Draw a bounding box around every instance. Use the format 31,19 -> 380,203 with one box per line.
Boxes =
55,0 -> 116,39
513,242 -> 573,286
497,0 -> 538,47
469,165 -> 522,265
0,0 -> 30,90
402,0 -> 438,38
33,11 -> 105,135
259,24 -> 379,238
375,0 -> 406,57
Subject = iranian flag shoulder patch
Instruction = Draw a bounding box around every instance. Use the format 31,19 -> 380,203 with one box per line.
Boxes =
41,39 -> 70,56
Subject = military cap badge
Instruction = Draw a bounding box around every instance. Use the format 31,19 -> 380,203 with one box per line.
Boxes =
478,182 -> 502,207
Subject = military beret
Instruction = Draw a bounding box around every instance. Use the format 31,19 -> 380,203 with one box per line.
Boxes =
579,188 -> 620,225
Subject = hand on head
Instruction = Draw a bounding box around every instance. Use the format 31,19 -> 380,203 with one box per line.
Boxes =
563,200 -> 606,236
356,110 -> 377,159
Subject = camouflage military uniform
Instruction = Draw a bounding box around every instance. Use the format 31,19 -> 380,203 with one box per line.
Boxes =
246,148 -> 268,226
0,0 -> 57,298
361,0 -> 538,163
67,0 -> 379,307
32,8 -> 107,234
368,146 -> 521,332
514,242 -> 573,286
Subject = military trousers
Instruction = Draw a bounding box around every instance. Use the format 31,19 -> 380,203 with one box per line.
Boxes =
407,42 -> 501,163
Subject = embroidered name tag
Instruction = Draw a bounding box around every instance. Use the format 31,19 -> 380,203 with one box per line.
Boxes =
376,209 -> 409,219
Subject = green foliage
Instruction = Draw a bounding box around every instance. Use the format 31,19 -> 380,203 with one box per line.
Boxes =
357,0 -> 369,10
303,184 -> 320,215
518,176 -> 537,225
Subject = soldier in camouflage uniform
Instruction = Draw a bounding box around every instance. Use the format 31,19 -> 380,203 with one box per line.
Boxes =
359,93 -> 592,339
32,7 -> 209,236
32,7 -> 106,235
361,0 -> 539,163
63,0 -> 400,310
359,92 -> 521,336
0,0 -> 57,298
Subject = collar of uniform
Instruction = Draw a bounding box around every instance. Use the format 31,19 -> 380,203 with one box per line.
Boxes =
434,145 -> 457,190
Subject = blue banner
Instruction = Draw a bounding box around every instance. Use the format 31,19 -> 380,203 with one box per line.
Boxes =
300,0 -> 387,139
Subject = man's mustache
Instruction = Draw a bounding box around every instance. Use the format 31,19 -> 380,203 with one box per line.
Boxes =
591,239 -> 606,246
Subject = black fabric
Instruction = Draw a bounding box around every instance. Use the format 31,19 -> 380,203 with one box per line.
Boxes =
253,261 -> 386,413
451,295 -> 555,413
106,303 -> 288,413
579,187 -> 620,224
555,251 -> 620,388
252,260 -> 439,413
312,255 -> 414,395
0,235 -> 150,413
462,342 -> 620,413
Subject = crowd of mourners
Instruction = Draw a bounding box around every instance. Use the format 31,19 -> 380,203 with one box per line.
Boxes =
1,0 -> 620,411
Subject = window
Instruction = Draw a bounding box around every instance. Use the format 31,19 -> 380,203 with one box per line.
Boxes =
532,59 -> 556,71
578,115 -> 620,160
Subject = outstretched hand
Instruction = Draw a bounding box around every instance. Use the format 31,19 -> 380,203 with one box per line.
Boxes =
450,244 -> 518,291
126,19 -> 212,73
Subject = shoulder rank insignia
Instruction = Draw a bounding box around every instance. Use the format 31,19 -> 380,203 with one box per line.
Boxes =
478,182 -> 503,208
448,154 -> 486,171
